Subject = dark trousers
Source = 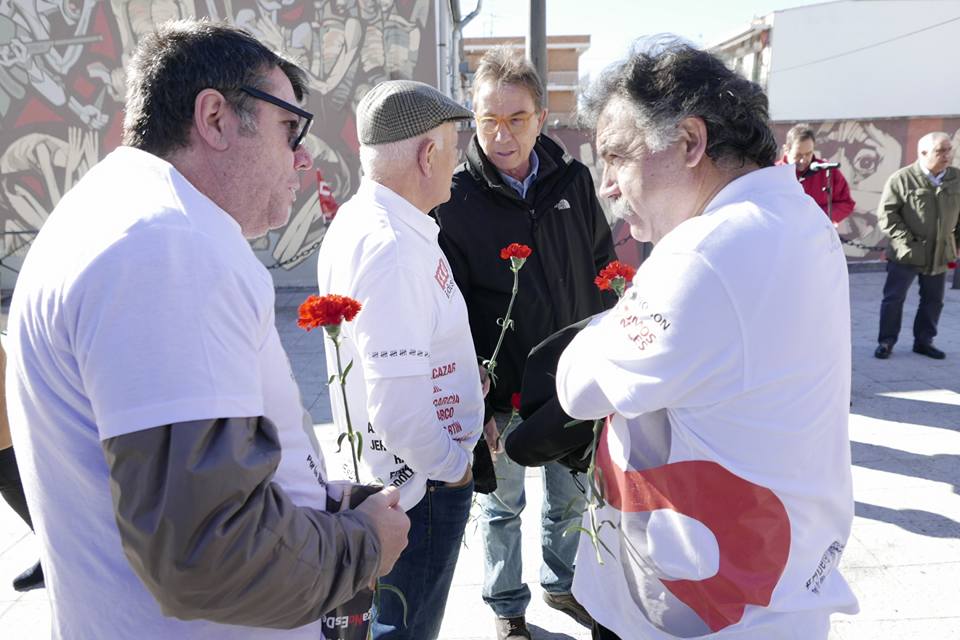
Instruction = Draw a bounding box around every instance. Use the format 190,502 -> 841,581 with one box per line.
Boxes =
878,261 -> 946,346
371,479 -> 473,640
0,446 -> 33,530
592,622 -> 621,639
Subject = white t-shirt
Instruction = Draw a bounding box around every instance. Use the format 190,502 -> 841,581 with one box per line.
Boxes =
6,147 -> 329,639
557,165 -> 859,639
316,179 -> 484,510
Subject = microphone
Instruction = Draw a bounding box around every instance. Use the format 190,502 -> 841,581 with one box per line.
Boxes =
808,161 -> 840,172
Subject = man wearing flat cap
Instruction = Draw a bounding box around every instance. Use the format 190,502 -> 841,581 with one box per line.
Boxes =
316,80 -> 486,640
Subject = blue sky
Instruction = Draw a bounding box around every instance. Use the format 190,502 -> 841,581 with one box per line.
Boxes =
461,0 -> 832,79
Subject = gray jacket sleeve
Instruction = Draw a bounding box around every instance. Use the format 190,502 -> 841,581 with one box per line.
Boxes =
102,417 -> 381,629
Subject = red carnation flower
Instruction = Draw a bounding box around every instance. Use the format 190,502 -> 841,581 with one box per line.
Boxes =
298,294 -> 362,331
510,392 -> 521,412
595,260 -> 637,298
949,262 -> 958,270
500,243 -> 532,260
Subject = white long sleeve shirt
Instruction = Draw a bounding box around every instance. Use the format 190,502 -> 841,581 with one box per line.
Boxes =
316,179 -> 483,510
557,165 -> 858,638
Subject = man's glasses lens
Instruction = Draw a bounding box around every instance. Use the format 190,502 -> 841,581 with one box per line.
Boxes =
240,86 -> 314,151
477,113 -> 536,136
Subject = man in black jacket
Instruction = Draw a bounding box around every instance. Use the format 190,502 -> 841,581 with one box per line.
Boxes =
433,48 -> 617,640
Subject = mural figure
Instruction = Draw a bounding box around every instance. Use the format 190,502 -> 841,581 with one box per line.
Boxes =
1,127 -> 98,256
812,120 -> 904,258
0,0 -> 106,126
305,0 -> 362,110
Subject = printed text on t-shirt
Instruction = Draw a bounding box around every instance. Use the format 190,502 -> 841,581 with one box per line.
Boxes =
432,362 -> 456,379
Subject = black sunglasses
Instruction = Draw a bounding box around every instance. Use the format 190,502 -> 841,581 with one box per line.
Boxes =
240,86 -> 314,151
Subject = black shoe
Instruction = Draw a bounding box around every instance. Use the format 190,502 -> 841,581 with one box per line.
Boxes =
12,560 -> 44,592
495,616 -> 531,639
874,343 -> 892,359
913,343 -> 946,359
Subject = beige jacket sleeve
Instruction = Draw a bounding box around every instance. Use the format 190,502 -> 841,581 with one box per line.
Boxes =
102,417 -> 381,629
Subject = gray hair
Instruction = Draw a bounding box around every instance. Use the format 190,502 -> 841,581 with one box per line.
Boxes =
581,38 -> 778,168
917,131 -> 949,156
359,127 -> 447,181
472,46 -> 545,111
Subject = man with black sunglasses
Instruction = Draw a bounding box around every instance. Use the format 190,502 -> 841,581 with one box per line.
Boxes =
5,19 -> 408,640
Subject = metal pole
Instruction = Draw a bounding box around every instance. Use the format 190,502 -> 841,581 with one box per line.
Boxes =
526,0 -> 548,132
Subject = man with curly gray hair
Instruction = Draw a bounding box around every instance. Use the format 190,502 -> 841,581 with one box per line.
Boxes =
556,40 -> 858,639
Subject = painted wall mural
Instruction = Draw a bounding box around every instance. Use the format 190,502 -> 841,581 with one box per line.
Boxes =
0,0 -> 436,287
1,2 -> 957,289
772,117 -> 960,261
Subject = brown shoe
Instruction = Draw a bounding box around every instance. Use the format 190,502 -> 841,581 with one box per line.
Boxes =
542,591 -> 593,628
495,616 -> 531,639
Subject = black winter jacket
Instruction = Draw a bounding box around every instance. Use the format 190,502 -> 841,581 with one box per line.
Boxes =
433,134 -> 617,413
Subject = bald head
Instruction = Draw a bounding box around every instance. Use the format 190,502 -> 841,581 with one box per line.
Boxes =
918,132 -> 953,174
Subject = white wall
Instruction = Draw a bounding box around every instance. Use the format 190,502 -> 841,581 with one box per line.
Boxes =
767,0 -> 960,121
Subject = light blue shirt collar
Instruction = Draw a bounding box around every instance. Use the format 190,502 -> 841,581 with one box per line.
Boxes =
919,161 -> 946,187
499,151 -> 539,198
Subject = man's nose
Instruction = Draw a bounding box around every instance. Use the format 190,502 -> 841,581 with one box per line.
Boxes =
494,124 -> 513,144
598,165 -> 620,200
294,146 -> 314,171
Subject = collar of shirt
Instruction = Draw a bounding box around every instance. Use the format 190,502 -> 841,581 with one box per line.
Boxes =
704,164 -> 802,216
919,161 -> 946,187
498,151 -> 539,198
357,177 -> 439,241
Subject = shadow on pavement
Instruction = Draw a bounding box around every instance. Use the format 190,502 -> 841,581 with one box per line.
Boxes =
854,502 -> 960,538
528,625 -> 580,640
851,441 -> 960,496
851,395 -> 960,433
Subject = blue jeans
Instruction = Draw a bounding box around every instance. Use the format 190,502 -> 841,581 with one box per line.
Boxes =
371,478 -> 473,639
478,413 -> 586,618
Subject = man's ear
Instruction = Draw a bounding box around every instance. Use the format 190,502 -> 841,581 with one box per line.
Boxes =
677,116 -> 708,168
536,108 -> 549,133
417,136 -> 437,177
193,89 -> 233,152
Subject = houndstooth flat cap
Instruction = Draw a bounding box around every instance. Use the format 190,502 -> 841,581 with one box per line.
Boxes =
356,80 -> 473,145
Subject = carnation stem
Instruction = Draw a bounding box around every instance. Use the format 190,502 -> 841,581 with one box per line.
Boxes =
487,268 -> 519,378
587,417 -> 606,565
333,334 -> 361,483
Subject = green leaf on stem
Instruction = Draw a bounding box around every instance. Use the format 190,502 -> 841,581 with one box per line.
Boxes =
563,523 -> 594,538
343,359 -> 354,378
336,432 -> 348,453
355,432 -> 363,463
561,495 -> 585,519
564,418 -> 588,428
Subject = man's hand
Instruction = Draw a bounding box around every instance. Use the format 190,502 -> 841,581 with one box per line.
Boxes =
355,486 -> 409,580
479,364 -> 491,398
482,416 -> 502,462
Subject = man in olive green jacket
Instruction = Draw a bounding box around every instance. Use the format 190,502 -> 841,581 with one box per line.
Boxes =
875,132 -> 960,360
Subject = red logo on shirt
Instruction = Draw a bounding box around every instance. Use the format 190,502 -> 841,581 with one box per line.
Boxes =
435,259 -> 455,298
596,417 -> 791,632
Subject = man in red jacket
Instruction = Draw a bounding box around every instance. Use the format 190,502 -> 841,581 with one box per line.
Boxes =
778,124 -> 856,223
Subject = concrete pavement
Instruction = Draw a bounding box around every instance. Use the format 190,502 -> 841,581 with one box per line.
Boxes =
1,269 -> 959,639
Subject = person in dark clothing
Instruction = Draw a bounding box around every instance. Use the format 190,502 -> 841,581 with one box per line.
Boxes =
433,47 -> 617,640
0,342 -> 44,591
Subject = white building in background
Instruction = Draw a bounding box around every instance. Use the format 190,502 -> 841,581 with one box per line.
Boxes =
711,0 -> 960,261
711,0 -> 960,122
